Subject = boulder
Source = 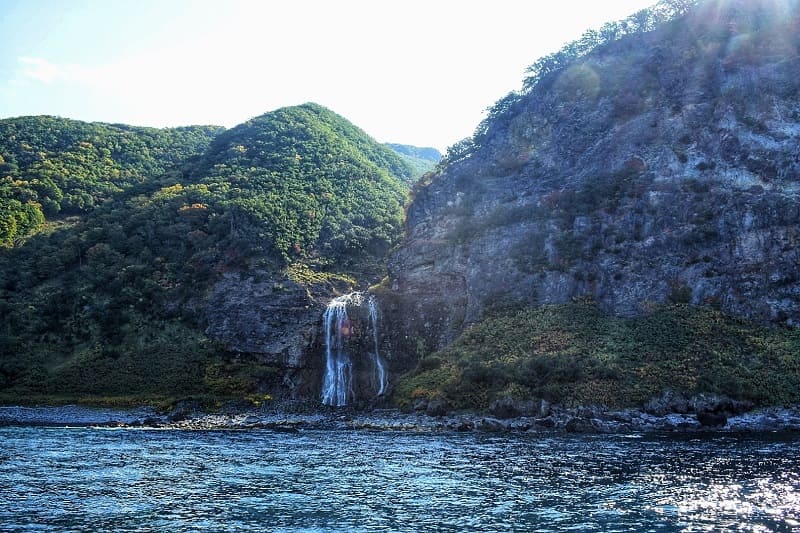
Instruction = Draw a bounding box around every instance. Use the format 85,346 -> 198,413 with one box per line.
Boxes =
425,398 -> 451,417
475,417 -> 510,432
697,411 -> 728,428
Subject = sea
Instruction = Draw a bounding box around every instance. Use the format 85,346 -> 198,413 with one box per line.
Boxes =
1,427 -> 798,531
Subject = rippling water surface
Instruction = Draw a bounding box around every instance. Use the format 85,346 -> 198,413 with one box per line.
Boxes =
1,427 -> 799,531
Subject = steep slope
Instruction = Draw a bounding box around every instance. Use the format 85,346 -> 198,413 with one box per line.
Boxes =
0,116 -> 221,245
384,0 -> 800,408
0,104 -> 412,404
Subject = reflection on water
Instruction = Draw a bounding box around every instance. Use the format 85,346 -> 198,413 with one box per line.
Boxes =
0,428 -> 798,531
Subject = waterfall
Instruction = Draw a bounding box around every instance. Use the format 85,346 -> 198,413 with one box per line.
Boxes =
321,293 -> 353,407
321,292 -> 388,406
366,295 -> 387,396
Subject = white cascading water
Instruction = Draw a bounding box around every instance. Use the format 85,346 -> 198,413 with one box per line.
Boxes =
366,295 -> 387,396
321,292 -> 388,406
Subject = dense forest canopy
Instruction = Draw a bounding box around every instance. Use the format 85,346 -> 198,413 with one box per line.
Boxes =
188,103 -> 412,265
0,116 -> 222,245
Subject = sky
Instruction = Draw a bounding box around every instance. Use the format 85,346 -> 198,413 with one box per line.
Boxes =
0,0 -> 657,152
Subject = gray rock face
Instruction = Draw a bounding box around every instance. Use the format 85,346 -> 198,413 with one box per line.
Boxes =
204,272 -> 326,368
384,3 -> 800,353
203,272 -> 387,404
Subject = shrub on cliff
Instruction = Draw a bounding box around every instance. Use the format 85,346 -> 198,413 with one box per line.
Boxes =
395,302 -> 800,410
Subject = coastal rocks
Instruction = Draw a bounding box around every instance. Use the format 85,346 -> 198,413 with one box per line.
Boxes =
644,391 -> 754,428
475,417 -> 509,432
697,411 -> 728,428
2,404 -> 800,433
0,406 -> 159,427
644,391 -> 753,416
489,397 -> 548,419
726,408 -> 800,432
643,390 -> 692,416
167,400 -> 203,423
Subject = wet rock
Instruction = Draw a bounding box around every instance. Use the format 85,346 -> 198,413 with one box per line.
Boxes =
609,410 -> 635,424
168,400 -> 203,423
697,411 -> 728,427
489,398 -> 542,419
475,417 -> 509,432
533,417 -> 556,429
142,416 -> 163,427
452,418 -> 475,432
539,400 -> 552,418
726,411 -> 786,431
242,415 -> 260,426
425,398 -> 451,417
565,417 -> 602,433
412,398 -> 429,412
268,424 -> 300,433
489,398 -> 520,419
663,414 -> 702,431
690,394 -> 753,417
644,390 -> 691,416
508,418 -> 534,431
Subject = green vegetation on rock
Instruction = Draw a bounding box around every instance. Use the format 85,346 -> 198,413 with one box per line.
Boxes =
395,302 -> 800,410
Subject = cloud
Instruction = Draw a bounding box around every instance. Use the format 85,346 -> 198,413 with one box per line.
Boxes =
16,56 -> 105,87
18,57 -> 65,84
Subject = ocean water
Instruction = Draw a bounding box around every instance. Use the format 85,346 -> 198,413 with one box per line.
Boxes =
0,427 -> 798,531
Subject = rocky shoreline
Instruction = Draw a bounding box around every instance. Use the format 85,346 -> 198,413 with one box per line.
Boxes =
2,395 -> 800,434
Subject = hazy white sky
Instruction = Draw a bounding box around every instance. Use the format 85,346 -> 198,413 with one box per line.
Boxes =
0,0 -> 656,151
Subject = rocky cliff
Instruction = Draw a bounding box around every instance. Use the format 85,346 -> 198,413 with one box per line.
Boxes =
384,0 -> 800,361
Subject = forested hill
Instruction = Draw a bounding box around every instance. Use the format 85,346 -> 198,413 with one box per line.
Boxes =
384,143 -> 442,180
185,103 -> 413,265
0,116 -> 222,245
0,104 -> 412,403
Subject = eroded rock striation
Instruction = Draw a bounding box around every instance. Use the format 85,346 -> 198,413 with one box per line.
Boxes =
205,272 -> 324,369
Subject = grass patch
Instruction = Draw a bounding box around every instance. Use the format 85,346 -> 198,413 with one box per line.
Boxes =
285,262 -> 356,287
395,302 -> 800,410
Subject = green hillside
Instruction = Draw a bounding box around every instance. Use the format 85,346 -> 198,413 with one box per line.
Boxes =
0,116 -> 221,245
384,143 -> 441,181
0,104 -> 412,404
191,103 -> 412,267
